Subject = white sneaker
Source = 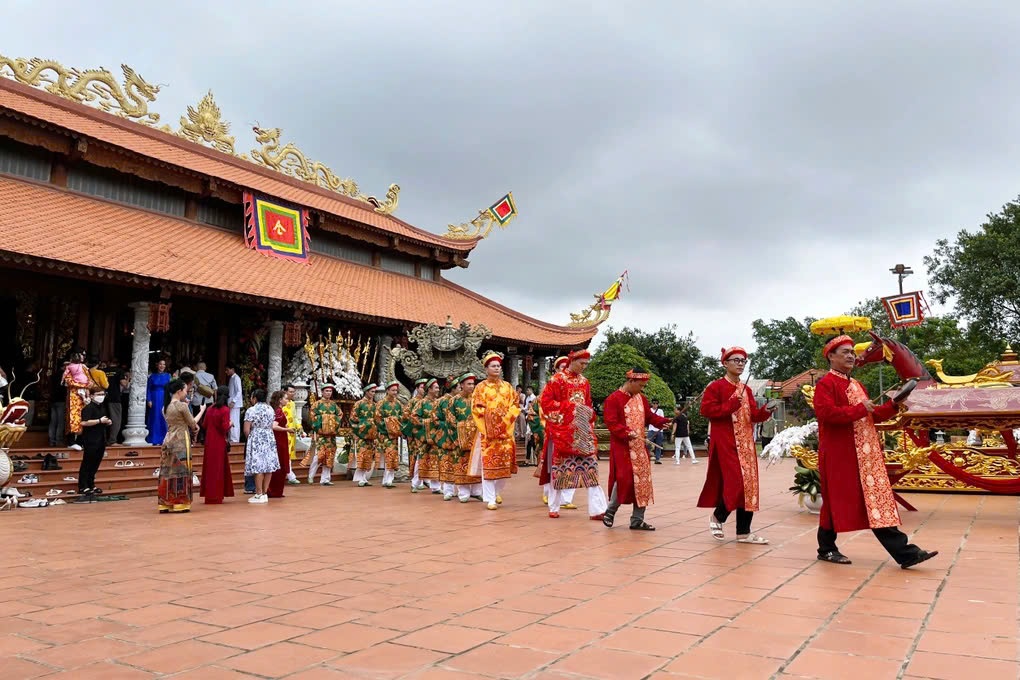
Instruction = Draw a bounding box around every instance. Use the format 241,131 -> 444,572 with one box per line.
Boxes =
69,444 -> 83,451
692,459 -> 700,464
248,494 -> 261,504
257,494 -> 269,504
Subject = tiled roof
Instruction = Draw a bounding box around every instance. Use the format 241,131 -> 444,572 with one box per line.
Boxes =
0,175 -> 595,349
766,368 -> 826,398
0,78 -> 476,253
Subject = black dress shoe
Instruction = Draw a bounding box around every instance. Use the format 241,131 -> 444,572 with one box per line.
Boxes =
901,550 -> 939,569
818,551 -> 853,565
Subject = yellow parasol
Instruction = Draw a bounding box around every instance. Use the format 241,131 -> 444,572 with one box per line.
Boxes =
809,316 -> 872,336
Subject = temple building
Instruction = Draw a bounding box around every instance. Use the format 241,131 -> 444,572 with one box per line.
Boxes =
0,55 -> 611,450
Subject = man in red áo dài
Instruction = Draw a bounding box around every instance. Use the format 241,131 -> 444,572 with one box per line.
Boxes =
540,349 -> 608,520
814,335 -> 938,568
602,368 -> 672,530
699,346 -> 775,545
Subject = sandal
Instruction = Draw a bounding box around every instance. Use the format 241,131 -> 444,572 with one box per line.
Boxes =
709,517 -> 725,541
736,534 -> 769,545
630,521 -> 656,531
602,508 -> 616,528
817,551 -> 852,565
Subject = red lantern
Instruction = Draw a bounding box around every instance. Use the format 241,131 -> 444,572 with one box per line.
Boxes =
523,355 -> 534,373
148,302 -> 171,333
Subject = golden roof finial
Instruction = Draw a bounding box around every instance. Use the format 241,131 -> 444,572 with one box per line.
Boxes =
176,90 -> 235,154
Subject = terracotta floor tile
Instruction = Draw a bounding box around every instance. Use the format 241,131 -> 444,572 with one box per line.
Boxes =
752,595 -> 840,619
171,589 -> 264,610
198,620 -> 308,650
0,657 -> 53,679
551,646 -> 666,680
700,627 -> 808,659
38,661 -> 156,679
808,629 -> 914,659
826,612 -> 923,638
20,602 -> 120,623
598,627 -> 701,657
496,622 -> 603,653
220,640 -> 337,676
664,647 -> 784,679
273,668 -> 366,680
270,604 -> 369,629
666,594 -> 752,618
24,636 -> 141,670
916,630 -> 1017,661
294,621 -> 399,652
188,603 -> 288,627
119,639 -> 238,673
353,605 -> 452,632
331,641 -> 449,677
109,619 -> 224,646
906,651 -> 1018,680
784,649 -> 906,679
452,606 -> 545,632
394,623 -> 500,654
103,602 -> 202,626
729,610 -> 823,637
443,642 -> 560,678
0,633 -> 51,656
161,667 -> 258,680
633,610 -> 731,636
496,593 -> 579,615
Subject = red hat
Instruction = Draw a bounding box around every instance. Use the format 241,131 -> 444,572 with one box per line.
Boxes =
720,346 -> 747,364
568,349 -> 591,362
481,351 -> 503,367
625,369 -> 651,382
823,335 -> 855,356
553,356 -> 569,370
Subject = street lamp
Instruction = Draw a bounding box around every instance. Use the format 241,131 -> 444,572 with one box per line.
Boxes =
889,264 -> 913,295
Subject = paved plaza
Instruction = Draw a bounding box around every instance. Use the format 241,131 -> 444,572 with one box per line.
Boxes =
1,460 -> 1017,680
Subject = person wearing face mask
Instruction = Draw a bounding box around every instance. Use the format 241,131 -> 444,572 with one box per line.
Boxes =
78,386 -> 112,496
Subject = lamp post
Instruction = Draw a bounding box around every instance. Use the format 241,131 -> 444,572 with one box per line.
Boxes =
889,264 -> 913,295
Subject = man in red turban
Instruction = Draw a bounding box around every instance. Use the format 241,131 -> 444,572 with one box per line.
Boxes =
539,350 -> 607,520
698,346 -> 775,545
814,336 -> 938,568
601,367 -> 672,530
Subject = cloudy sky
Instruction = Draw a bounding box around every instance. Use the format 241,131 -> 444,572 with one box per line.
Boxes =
5,1 -> 1020,358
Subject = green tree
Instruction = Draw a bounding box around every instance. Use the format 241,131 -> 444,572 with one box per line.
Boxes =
599,325 -> 715,401
586,343 -> 675,410
750,316 -> 827,382
925,196 -> 1020,343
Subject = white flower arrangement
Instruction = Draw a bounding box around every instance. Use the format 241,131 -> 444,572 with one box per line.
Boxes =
283,344 -> 363,400
761,420 -> 818,465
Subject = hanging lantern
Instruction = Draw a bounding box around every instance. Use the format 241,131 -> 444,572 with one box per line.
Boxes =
148,302 -> 171,333
283,321 -> 304,347
523,355 -> 534,373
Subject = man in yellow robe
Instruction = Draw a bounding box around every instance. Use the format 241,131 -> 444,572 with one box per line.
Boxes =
471,351 -> 520,510
283,384 -> 302,485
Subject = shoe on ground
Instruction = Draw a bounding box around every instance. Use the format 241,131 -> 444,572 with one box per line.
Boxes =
562,503 -> 577,510
487,503 -> 498,510
321,481 -> 335,486
548,511 -> 560,518
495,495 -> 503,504
542,496 -> 548,504
69,444 -> 82,451
257,494 -> 269,504
590,513 -> 605,521
286,479 -> 300,485
901,550 -> 939,569
443,494 -> 454,501
248,494 -> 261,503
358,481 -> 368,487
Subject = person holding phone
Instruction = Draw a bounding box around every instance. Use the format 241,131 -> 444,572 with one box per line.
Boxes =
78,386 -> 112,496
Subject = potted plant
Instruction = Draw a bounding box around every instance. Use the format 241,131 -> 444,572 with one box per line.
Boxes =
790,464 -> 823,513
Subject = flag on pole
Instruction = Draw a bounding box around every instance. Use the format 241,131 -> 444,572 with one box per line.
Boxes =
881,291 -> 927,328
243,192 -> 311,265
487,193 -> 517,226
597,271 -> 629,309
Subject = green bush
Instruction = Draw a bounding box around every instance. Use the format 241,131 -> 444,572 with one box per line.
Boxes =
587,343 -> 675,411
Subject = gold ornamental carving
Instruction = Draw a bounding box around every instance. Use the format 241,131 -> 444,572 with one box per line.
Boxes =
0,53 -> 400,215
568,304 -> 612,328
925,358 -> 1013,388
0,55 -> 162,126
248,126 -> 399,214
445,209 -> 506,240
174,90 -> 236,154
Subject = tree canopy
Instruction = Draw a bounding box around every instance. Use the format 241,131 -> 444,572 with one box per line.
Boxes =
750,316 -> 826,382
599,325 -> 717,401
586,343 -> 675,410
925,195 -> 1020,343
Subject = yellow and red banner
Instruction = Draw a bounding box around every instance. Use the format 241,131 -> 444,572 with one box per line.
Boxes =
243,192 -> 311,265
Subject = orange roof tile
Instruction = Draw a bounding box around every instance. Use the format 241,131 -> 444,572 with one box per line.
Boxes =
766,368 -> 826,398
0,175 -> 595,349
0,78 -> 476,253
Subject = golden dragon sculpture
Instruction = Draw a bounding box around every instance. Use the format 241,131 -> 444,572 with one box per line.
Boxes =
0,55 -> 161,126
175,90 -> 236,154
925,358 -> 1013,388
445,209 -> 506,240
249,126 -> 399,214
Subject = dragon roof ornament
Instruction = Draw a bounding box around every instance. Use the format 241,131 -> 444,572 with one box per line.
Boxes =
0,53 -> 399,215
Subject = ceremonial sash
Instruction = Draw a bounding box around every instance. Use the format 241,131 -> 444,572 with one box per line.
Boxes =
730,387 -> 760,512
846,378 -> 901,529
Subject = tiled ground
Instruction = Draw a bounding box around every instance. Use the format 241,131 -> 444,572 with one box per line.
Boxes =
2,459 -> 1017,680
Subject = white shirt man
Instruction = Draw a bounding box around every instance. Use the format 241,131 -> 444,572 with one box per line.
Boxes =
226,365 -> 242,443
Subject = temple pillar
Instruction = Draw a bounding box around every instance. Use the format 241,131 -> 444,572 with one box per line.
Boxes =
522,356 -> 532,389
508,354 -> 520,387
122,302 -> 151,446
538,356 -> 549,389
377,334 -> 392,392
267,320 -> 284,393
292,382 -> 309,425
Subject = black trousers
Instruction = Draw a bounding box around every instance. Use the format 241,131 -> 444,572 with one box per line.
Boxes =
78,443 -> 105,491
714,501 -> 753,535
817,526 -> 923,565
